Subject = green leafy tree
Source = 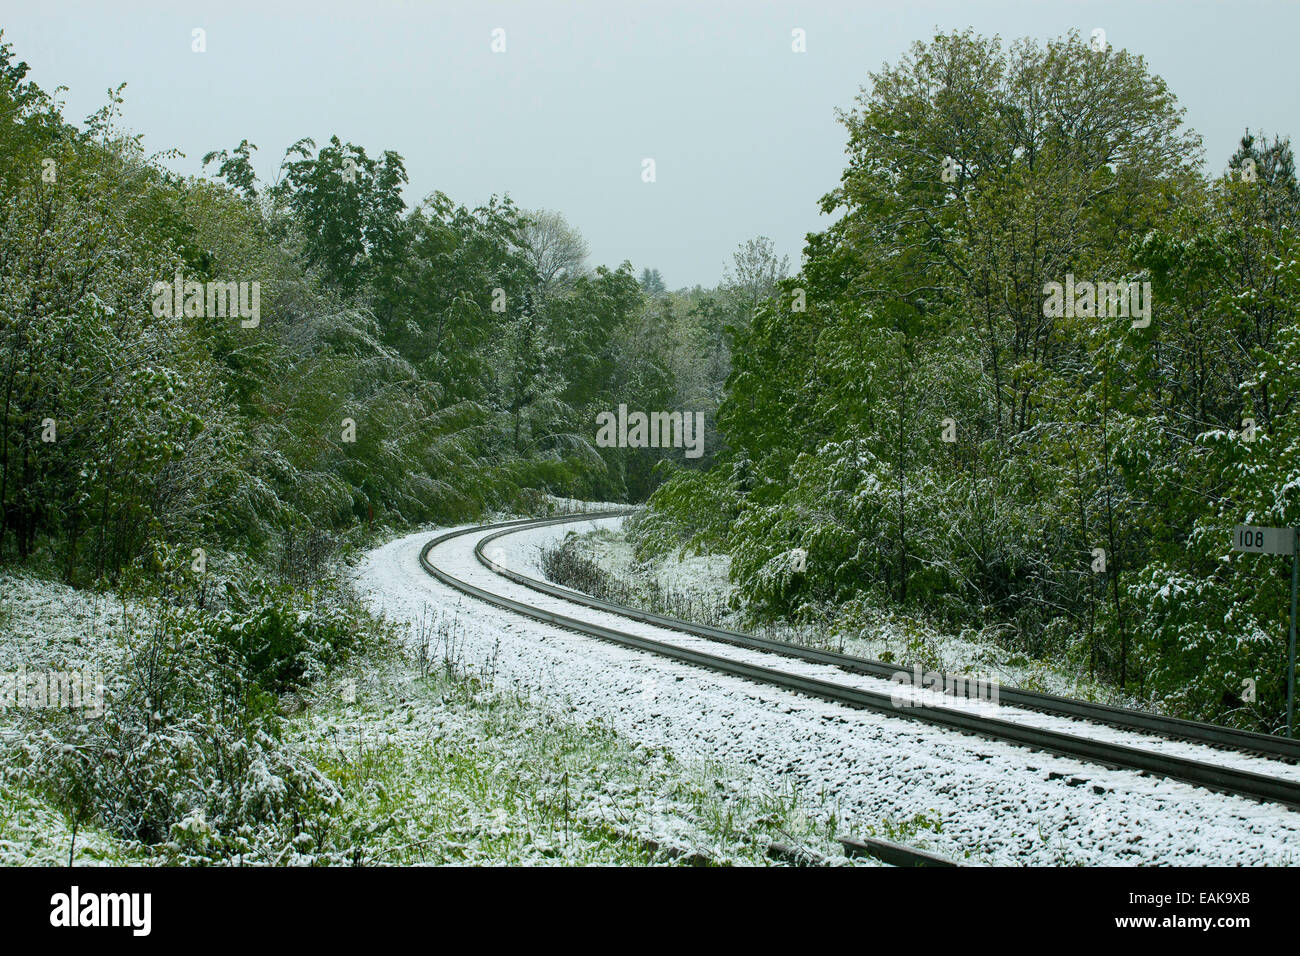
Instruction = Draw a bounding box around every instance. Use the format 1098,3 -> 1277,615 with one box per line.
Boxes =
270,135 -> 409,298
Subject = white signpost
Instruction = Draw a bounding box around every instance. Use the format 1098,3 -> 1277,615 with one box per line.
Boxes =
1232,525 -> 1300,736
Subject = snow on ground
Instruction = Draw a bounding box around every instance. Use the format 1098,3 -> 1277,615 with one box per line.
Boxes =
2,560 -> 837,866
0,574 -> 140,865
557,520 -> 737,605
355,515 -> 1300,865
293,651 -> 851,865
0,572 -> 129,675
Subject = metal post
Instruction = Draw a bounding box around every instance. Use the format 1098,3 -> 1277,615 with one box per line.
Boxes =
1290,527 -> 1298,738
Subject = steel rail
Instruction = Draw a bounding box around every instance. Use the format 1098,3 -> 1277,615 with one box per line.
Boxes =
838,836 -> 959,867
418,514 -> 1300,811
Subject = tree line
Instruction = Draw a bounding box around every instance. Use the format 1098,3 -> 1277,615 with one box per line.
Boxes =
0,33 -> 774,585
635,30 -> 1300,731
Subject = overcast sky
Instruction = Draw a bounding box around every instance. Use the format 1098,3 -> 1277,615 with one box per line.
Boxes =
4,1 -> 1297,288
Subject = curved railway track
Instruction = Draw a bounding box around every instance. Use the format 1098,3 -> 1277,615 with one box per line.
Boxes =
419,510 -> 1300,817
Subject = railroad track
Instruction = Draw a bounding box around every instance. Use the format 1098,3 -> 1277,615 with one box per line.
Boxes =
419,511 -> 1300,819
476,511 -> 1300,762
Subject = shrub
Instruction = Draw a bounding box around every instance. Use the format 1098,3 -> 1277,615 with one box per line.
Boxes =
207,599 -> 362,695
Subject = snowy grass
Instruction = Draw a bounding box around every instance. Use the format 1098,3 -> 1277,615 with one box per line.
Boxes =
0,572 -> 140,866
0,778 -> 142,866
0,561 -> 873,866
0,571 -> 129,673
295,604 -> 864,866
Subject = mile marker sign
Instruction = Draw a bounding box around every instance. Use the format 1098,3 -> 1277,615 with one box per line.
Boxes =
1233,525 -> 1300,737
1232,525 -> 1296,555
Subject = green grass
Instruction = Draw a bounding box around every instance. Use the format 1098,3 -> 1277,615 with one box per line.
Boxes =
0,568 -> 870,867
0,774 -> 144,866
296,660 -> 849,866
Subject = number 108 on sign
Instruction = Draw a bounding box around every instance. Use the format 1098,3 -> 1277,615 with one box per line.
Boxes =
1233,525 -> 1296,555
